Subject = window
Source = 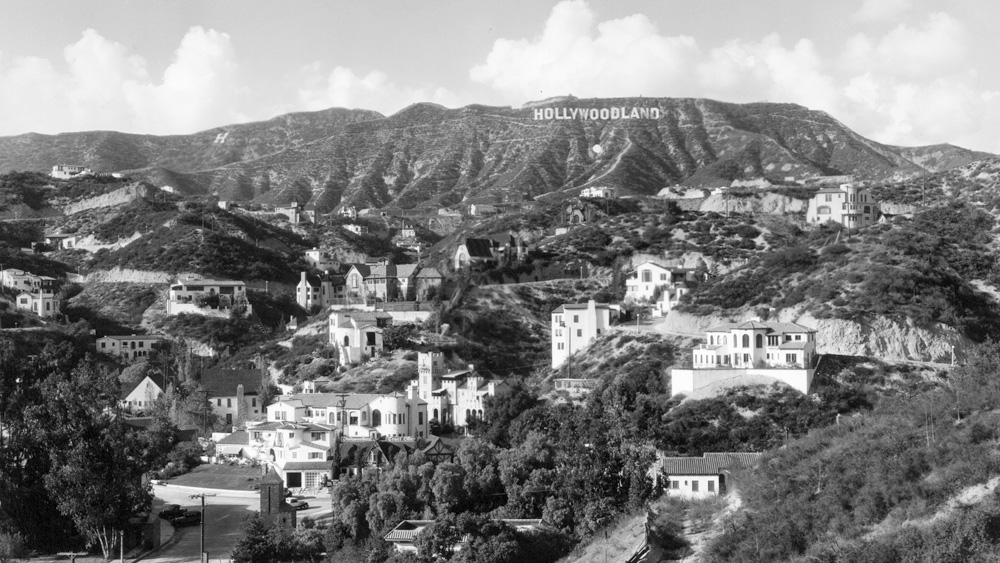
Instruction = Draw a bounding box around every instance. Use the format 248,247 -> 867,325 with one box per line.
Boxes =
573,315 -> 579,323
101,342 -> 106,349
691,480 -> 699,492
305,472 -> 318,488
361,411 -> 368,422
794,334 -> 802,341
139,341 -> 144,348
216,399 -> 222,406
418,412 -> 424,425
288,432 -> 294,439
708,481 -> 715,492
309,452 -> 322,460
817,206 -> 831,215
755,334 -> 762,349
252,432 -> 261,440
252,398 -> 257,407
311,432 -> 325,441
660,273 -> 667,281
824,194 -> 832,202
670,480 -> 679,489
576,329 -> 582,337
767,335 -> 779,346
227,398 -> 232,408
741,334 -> 749,348
642,270 -> 652,282
786,353 -> 798,364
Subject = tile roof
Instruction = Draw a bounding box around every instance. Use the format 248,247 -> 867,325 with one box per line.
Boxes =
201,368 -> 263,398
659,452 -> 763,475
396,264 -> 418,278
280,460 -> 334,471
217,430 -> 249,445
706,321 -> 815,334
552,301 -> 612,313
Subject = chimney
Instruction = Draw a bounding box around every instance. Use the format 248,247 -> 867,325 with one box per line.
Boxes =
468,364 -> 475,372
300,271 -> 307,284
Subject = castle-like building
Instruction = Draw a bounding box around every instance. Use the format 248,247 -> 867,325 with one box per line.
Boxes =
806,182 -> 879,229
413,352 -> 505,427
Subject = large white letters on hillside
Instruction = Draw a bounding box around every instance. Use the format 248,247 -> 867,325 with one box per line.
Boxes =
532,107 -> 662,120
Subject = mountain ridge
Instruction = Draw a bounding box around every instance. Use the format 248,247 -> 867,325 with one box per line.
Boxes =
0,97 -> 993,211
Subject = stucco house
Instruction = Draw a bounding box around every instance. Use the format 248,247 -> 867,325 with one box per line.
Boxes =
551,300 -> 619,369
453,234 -> 524,271
580,186 -> 617,198
624,261 -> 695,302
296,271 -> 346,310
96,334 -> 165,360
806,182 -> 879,229
412,351 -> 505,428
329,310 -> 392,365
671,320 -> 818,396
167,277 -> 251,316
15,290 -> 59,318
655,452 -> 763,498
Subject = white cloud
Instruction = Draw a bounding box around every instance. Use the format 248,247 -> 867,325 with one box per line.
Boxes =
295,65 -> 458,116
841,13 -> 967,78
852,0 -> 912,22
470,0 -> 701,101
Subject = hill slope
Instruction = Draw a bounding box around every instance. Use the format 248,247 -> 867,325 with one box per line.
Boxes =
1,98 -> 990,212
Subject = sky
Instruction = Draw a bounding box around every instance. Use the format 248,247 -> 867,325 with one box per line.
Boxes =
1,0 -> 999,152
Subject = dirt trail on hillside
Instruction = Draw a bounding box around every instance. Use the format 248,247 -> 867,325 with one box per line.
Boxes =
558,512 -> 648,563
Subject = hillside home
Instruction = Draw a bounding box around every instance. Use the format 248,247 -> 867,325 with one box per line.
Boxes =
1,268 -> 57,293
338,206 -> 358,219
384,519 -> 543,555
411,351 -> 505,428
654,452 -> 763,499
51,164 -> 92,179
396,264 -> 419,301
304,248 -> 338,271
468,203 -> 499,217
269,391 -> 428,440
15,291 -> 59,318
275,202 -> 309,224
345,261 -> 404,302
337,439 -> 418,478
580,186 -> 617,198
120,373 -> 165,414
329,310 -> 391,365
806,182 -> 879,229
414,267 -> 443,300
553,378 -> 599,394
343,223 -> 370,235
43,233 -> 83,249
453,234 -> 524,271
296,271 -> 346,310
652,283 -> 690,317
167,277 -> 251,316
247,420 -> 334,488
96,334 -> 165,360
201,368 -> 265,428
551,300 -> 619,369
671,320 -> 818,396
625,261 -> 696,302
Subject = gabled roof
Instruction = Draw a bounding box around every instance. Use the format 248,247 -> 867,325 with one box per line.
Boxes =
659,452 -> 763,475
347,264 -> 371,277
120,373 -> 166,400
396,264 -> 419,279
462,238 -> 497,258
415,267 -> 442,279
201,368 -> 262,398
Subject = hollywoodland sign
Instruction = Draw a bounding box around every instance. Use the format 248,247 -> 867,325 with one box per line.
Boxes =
532,106 -> 662,120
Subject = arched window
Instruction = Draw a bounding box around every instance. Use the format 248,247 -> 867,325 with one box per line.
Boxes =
709,335 -> 714,345
479,409 -> 484,419
433,409 -> 439,420
343,335 -> 350,346
742,334 -> 750,348
755,334 -> 763,349
371,409 -> 381,427
466,409 -> 471,421
361,411 -> 367,422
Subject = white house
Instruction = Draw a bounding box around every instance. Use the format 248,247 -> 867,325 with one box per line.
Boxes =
655,452 -> 763,499
276,202 -> 307,224
551,300 -> 618,369
411,351 -> 505,428
343,223 -> 370,235
806,183 -> 879,229
201,368 -> 265,428
167,277 -> 251,316
1,268 -> 57,293
304,248 -> 337,271
580,186 -> 617,198
96,334 -> 164,360
329,311 -> 391,365
51,165 -> 92,179
120,374 -> 165,414
671,320 -> 818,396
296,271 -> 346,311
625,261 -> 695,302
15,291 -> 59,318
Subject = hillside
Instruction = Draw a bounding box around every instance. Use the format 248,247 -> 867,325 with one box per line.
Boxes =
0,98 -> 990,212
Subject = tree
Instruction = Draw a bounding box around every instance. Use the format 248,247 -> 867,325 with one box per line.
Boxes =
0,530 -> 26,563
479,380 -> 540,448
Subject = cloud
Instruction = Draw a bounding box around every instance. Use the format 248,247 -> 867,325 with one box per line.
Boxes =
841,13 -> 967,78
470,0 -> 701,101
852,0 -> 912,22
295,64 -> 458,116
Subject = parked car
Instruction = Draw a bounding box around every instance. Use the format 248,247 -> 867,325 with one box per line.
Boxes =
172,511 -> 201,527
158,505 -> 184,520
288,499 -> 309,510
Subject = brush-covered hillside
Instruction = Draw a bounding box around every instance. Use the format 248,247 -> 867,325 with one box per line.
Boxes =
2,98 -> 992,212
678,201 -> 1000,344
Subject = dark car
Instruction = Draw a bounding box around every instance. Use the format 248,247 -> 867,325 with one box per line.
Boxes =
288,499 -> 309,510
172,511 -> 201,527
158,504 -> 184,520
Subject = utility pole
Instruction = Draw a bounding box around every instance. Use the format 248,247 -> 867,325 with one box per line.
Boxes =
190,492 -> 216,562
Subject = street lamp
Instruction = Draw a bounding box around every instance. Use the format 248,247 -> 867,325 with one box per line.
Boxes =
190,493 -> 216,562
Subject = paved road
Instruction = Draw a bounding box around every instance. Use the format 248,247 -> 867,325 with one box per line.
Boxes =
143,488 -> 331,563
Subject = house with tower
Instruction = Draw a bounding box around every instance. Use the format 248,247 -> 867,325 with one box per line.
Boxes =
411,351 -> 505,428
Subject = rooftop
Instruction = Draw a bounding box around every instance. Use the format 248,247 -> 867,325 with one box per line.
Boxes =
659,452 -> 764,475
